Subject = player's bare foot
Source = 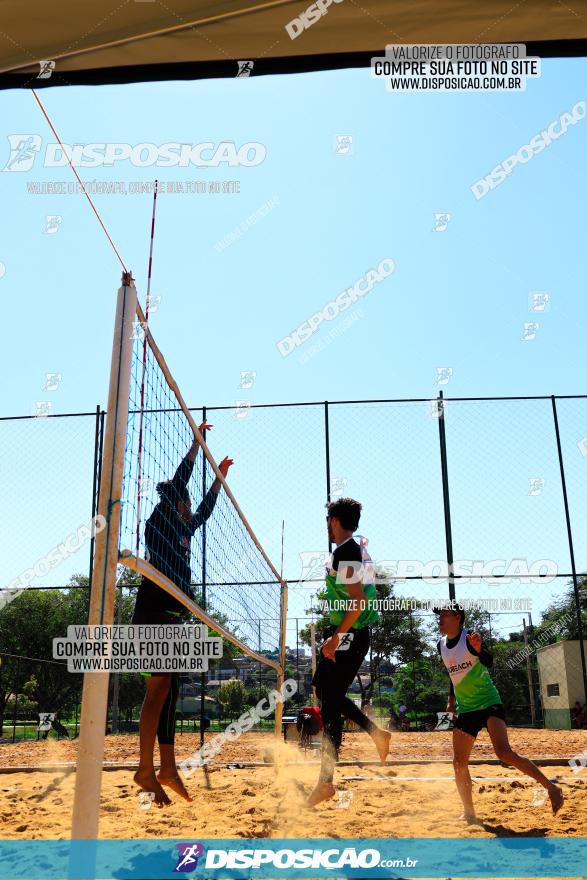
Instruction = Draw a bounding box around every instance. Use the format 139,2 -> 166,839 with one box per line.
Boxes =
306,782 -> 336,807
157,771 -> 193,802
459,811 -> 481,825
548,784 -> 564,815
134,769 -> 170,807
373,728 -> 391,764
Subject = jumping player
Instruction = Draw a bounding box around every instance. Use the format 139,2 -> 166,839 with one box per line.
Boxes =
307,498 -> 391,807
133,426 -> 233,807
436,603 -> 564,822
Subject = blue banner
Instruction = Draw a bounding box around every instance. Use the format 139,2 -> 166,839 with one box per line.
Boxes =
0,838 -> 585,879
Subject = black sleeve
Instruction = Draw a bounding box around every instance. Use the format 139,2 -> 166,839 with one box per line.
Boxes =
332,540 -> 363,573
170,454 -> 195,500
478,646 -> 493,668
189,485 -> 219,533
465,631 -> 494,668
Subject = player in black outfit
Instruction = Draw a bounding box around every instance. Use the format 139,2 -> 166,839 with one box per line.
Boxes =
133,424 -> 233,807
307,498 -> 391,807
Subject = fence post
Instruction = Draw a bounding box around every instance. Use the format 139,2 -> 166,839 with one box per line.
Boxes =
199,407 -> 207,752
409,610 -> 419,731
550,395 -> 587,701
324,401 -> 331,551
88,405 -> 102,592
295,617 -> 300,702
528,612 -> 543,724
310,624 -> 317,706
274,582 -> 288,737
258,619 -> 262,702
523,616 -> 537,726
437,391 -> 456,602
11,658 -> 20,743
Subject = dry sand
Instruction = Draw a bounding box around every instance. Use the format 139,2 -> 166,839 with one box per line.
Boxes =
1,729 -> 586,842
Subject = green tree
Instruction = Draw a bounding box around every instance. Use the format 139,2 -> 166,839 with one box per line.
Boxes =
0,575 -> 90,733
491,639 -> 533,717
218,679 -> 245,721
531,579 -> 587,641
244,685 -> 270,711
6,675 -> 39,719
392,653 -> 449,725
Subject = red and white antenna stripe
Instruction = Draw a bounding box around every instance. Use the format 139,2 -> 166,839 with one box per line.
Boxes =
135,181 -> 159,558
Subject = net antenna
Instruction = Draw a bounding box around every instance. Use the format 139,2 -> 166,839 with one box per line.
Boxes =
135,180 -> 159,559
72,273 -> 288,841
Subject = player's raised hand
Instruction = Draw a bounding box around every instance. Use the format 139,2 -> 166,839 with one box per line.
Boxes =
211,457 -> 234,494
188,424 -> 213,460
218,456 -> 234,478
466,631 -> 482,652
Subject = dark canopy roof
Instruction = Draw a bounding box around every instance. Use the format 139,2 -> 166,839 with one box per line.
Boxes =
1,0 -> 586,89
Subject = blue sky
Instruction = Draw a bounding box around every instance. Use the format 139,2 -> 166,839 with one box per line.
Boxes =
0,60 -> 585,645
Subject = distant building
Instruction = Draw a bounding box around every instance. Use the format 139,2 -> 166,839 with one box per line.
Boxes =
536,639 -> 586,729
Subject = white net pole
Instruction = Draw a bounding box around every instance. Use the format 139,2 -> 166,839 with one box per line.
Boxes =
71,274 -> 137,840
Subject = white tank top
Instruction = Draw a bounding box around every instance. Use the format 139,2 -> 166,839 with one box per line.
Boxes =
440,629 -> 501,713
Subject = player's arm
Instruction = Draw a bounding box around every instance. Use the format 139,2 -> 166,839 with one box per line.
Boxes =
210,456 -> 234,495
335,572 -> 365,634
466,631 -> 493,667
170,422 -> 212,497
322,561 -> 366,660
190,456 -> 234,531
186,422 -> 213,462
447,680 -> 455,714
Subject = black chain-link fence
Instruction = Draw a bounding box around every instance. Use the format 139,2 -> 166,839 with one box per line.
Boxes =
1,395 -> 586,740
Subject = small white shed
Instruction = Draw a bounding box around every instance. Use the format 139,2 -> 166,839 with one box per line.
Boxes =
536,640 -> 586,729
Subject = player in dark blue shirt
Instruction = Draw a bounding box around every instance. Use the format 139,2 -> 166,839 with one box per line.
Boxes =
133,424 -> 232,807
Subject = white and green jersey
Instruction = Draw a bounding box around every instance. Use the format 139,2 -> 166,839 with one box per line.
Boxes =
324,536 -> 379,629
439,629 -> 501,714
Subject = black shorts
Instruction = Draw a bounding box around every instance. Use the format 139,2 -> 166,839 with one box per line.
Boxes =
131,600 -> 182,677
454,703 -> 506,738
132,576 -> 187,625
131,604 -> 183,626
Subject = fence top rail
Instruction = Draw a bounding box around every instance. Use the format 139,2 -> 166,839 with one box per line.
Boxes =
2,394 -> 587,421
0,410 -> 101,422
202,394 -> 587,409
6,570 -> 584,591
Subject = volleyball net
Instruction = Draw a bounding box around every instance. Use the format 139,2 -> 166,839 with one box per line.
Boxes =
119,299 -> 286,663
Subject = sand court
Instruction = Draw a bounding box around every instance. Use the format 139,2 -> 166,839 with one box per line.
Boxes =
1,730 -> 585,841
